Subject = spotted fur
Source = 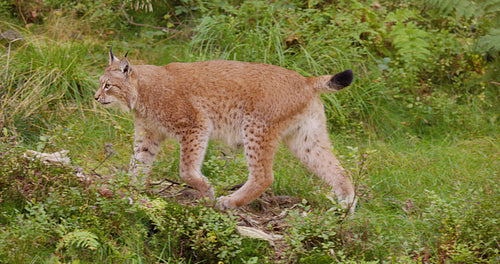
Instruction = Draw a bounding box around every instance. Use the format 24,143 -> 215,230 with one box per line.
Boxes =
94,48 -> 357,212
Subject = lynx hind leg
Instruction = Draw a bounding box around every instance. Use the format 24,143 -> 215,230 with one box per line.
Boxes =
217,122 -> 278,210
178,128 -> 215,201
284,108 -> 357,213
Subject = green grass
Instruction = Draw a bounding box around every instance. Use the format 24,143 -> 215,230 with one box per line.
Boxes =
3,108 -> 495,263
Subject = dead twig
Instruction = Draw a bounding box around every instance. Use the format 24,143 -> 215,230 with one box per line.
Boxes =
90,143 -> 115,176
151,178 -> 183,186
224,183 -> 245,191
261,208 -> 291,226
158,183 -> 175,194
150,177 -> 195,195
149,178 -> 168,186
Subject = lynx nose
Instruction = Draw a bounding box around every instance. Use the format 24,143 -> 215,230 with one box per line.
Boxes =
94,93 -> 100,101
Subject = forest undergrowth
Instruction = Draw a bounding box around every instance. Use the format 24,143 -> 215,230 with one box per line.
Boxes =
0,0 -> 499,263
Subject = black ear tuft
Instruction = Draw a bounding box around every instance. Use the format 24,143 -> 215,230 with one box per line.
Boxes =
329,69 -> 354,88
109,45 -> 119,65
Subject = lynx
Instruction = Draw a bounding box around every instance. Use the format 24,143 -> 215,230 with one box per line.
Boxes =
94,48 -> 357,213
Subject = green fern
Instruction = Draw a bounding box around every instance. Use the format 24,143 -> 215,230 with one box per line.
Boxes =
385,10 -> 432,73
428,0 -> 480,18
390,22 -> 431,58
56,230 -> 100,251
428,0 -> 500,20
428,0 -> 500,52
478,28 -> 500,51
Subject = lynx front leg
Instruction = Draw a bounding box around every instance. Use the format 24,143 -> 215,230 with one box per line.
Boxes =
178,128 -> 215,201
129,127 -> 161,183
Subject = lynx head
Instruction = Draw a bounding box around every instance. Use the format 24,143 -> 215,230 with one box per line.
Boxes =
94,47 -> 137,112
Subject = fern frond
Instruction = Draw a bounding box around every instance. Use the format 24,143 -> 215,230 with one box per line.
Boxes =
427,0 -> 499,19
57,230 -> 100,251
389,21 -> 432,71
428,0 -> 457,16
478,28 -> 500,51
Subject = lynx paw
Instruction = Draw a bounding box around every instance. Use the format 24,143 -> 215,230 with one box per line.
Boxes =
195,187 -> 216,206
203,187 -> 215,201
339,194 -> 357,214
216,196 -> 237,211
326,193 -> 357,214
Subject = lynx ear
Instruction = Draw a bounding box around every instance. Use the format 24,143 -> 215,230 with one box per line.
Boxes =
109,46 -> 119,65
120,58 -> 132,76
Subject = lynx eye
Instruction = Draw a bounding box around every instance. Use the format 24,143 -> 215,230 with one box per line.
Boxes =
104,83 -> 111,91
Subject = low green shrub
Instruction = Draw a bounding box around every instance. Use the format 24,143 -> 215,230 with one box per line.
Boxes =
419,187 -> 500,263
146,200 -> 269,262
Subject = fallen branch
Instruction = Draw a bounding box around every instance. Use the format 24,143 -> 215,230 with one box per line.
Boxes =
236,226 -> 283,246
24,149 -> 71,166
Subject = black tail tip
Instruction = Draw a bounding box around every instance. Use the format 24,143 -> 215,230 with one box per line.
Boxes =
329,69 -> 353,88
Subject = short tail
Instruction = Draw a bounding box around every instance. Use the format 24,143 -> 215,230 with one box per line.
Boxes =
308,69 -> 354,93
